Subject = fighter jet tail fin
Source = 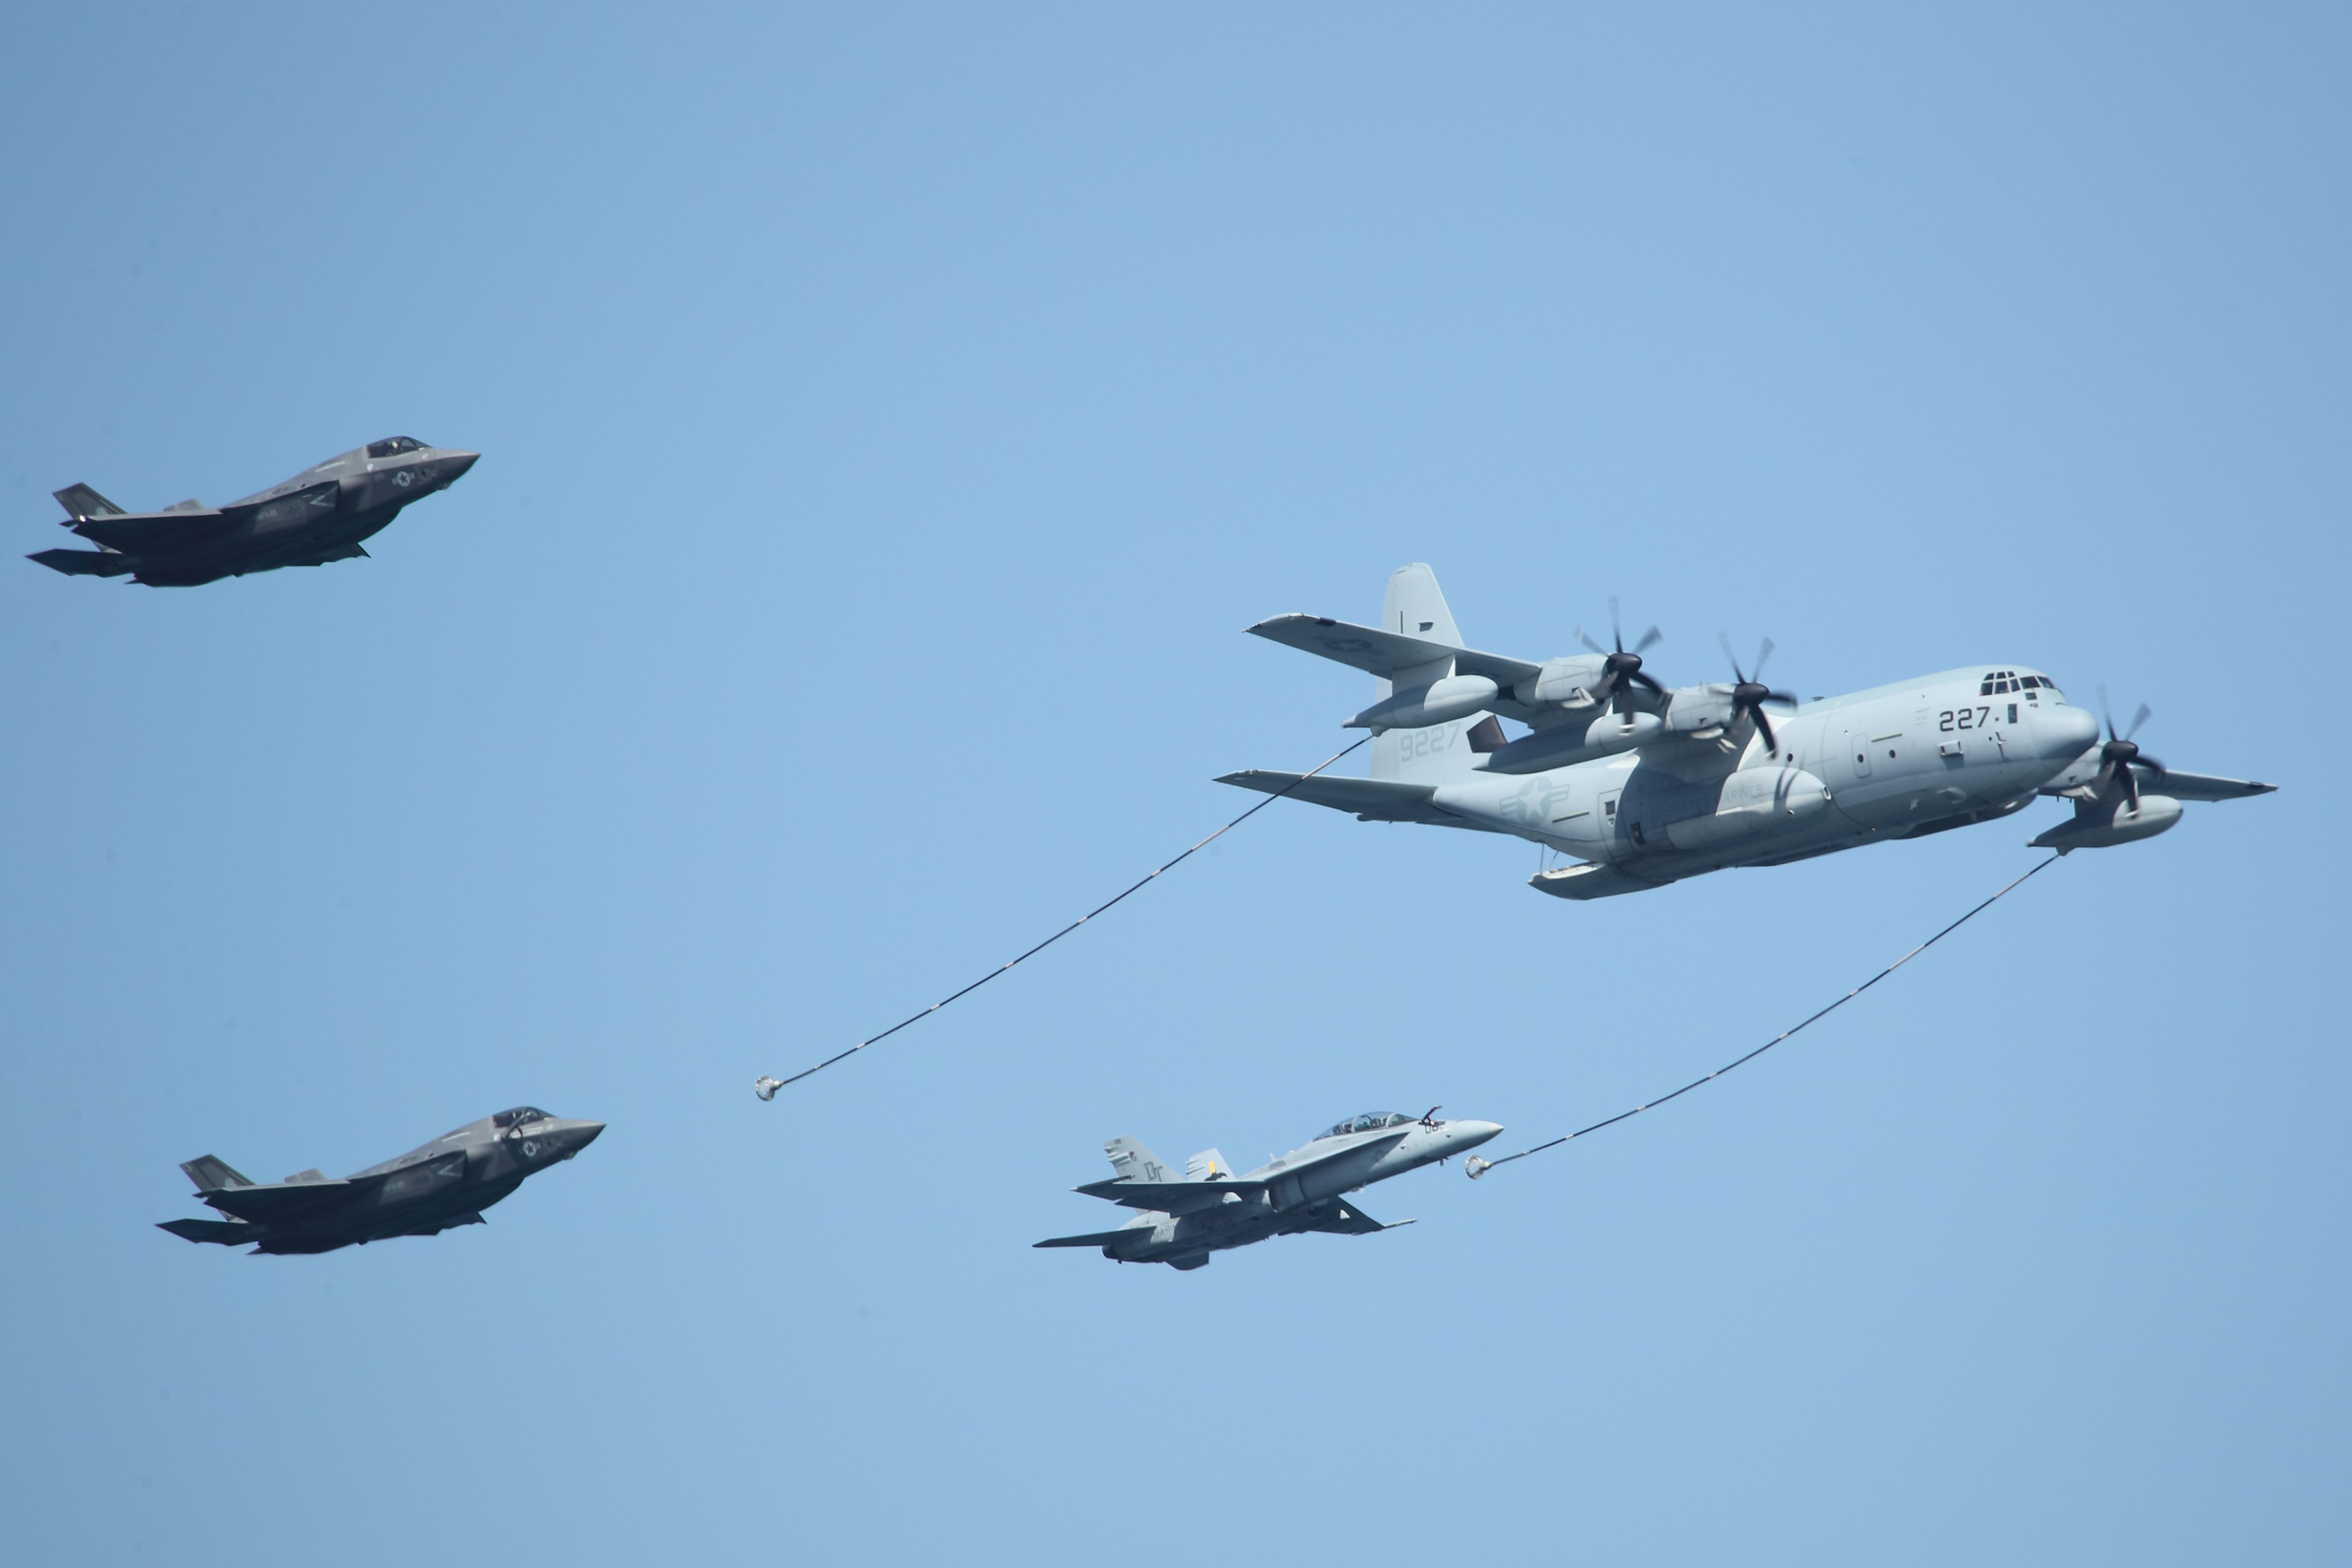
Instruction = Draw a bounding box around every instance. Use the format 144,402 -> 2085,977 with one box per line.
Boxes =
1185,1148 -> 1232,1180
181,1155 -> 255,1193
53,483 -> 124,520
156,1218 -> 253,1246
1102,1136 -> 1177,1186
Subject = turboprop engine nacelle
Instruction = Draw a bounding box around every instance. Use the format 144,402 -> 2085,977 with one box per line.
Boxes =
1346,674 -> 1498,733
1663,767 -> 1830,852
1476,711 -> 1662,774
2028,794 -> 2182,851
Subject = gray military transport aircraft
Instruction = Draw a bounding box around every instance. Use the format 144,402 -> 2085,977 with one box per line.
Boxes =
157,1107 -> 600,1255
30,436 -> 477,586
1037,1109 -> 1502,1270
1223,565 -> 2276,899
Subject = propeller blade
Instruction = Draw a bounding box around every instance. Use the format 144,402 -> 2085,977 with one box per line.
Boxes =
1627,670 -> 1667,695
2092,759 -> 2117,797
1577,626 -> 1607,657
1631,624 -> 1662,656
2098,685 -> 2116,742
2121,763 -> 2140,810
1608,595 -> 1623,652
1717,631 -> 1743,682
2127,703 -> 2152,741
1752,638 -> 1774,682
1754,707 -> 1778,752
1765,689 -> 1799,707
2136,752 -> 2167,777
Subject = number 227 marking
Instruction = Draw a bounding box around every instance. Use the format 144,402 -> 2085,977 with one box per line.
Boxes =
1940,707 -> 1991,731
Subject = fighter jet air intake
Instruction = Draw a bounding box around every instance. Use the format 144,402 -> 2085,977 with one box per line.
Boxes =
1036,1110 -> 1502,1269
29,436 -> 477,586
157,1107 -> 601,1255
1224,564 -> 2277,899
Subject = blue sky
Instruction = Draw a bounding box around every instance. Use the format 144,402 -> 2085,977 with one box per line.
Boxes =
1,6 -> 2344,1562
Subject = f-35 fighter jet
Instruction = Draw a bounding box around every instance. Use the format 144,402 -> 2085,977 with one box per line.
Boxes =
31,435 -> 477,586
158,1106 -> 601,1255
1037,1109 -> 1501,1270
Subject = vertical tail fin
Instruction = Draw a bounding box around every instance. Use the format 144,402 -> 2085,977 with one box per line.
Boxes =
1370,564 -> 1491,785
53,483 -> 125,521
1184,1148 -> 1232,1180
1102,1136 -> 1175,1185
180,1155 -> 254,1193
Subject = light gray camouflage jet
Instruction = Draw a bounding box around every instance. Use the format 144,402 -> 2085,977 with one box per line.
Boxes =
157,1106 -> 600,1255
1036,1109 -> 1501,1270
1224,564 -> 2277,899
31,436 -> 477,586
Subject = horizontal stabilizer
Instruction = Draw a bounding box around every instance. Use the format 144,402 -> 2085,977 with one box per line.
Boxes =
1215,771 -> 1448,824
157,1218 -> 254,1246
1034,1227 -> 1146,1250
1248,613 -> 1542,687
1074,1178 -> 1267,1212
181,1155 -> 254,1192
54,483 -> 124,519
29,548 -> 135,578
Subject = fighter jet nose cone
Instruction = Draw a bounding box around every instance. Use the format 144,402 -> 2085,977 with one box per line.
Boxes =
1456,1120 -> 1504,1149
441,450 -> 480,481
575,1120 -> 605,1145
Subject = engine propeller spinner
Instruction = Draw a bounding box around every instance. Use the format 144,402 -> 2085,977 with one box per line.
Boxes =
1717,634 -> 1799,754
2094,687 -> 2166,808
1576,597 -> 1666,718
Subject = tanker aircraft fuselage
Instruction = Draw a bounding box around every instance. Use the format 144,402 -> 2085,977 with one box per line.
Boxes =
1223,566 -> 2275,900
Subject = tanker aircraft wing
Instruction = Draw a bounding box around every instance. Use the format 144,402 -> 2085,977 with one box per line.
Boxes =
1213,770 -> 1472,826
1248,613 -> 1542,687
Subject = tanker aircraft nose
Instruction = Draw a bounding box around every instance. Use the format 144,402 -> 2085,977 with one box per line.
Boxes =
2037,702 -> 2100,760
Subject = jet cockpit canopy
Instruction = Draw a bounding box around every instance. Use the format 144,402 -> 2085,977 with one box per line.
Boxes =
366,436 -> 426,458
1315,1111 -> 1416,1140
492,1107 -> 550,1129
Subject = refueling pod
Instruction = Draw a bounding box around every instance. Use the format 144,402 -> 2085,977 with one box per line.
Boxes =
2029,794 -> 2182,851
1346,674 -> 1498,734
1477,711 -> 1662,774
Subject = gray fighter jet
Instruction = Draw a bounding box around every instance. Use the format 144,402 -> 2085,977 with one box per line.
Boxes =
1037,1109 -> 1501,1270
31,436 -> 477,586
157,1106 -> 601,1255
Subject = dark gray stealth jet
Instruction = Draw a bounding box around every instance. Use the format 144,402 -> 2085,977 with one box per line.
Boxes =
31,435 -> 477,586
158,1107 -> 601,1255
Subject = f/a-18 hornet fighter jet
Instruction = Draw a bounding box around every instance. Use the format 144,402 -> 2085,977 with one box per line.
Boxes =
158,1107 -> 601,1255
1224,564 -> 2275,899
31,436 -> 477,586
1037,1109 -> 1501,1270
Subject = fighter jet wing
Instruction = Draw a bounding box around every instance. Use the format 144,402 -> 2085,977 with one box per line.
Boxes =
198,1178 -> 355,1222
1073,1178 -> 1268,1211
1300,1200 -> 1411,1235
1248,614 -> 1542,687
69,480 -> 340,552
1215,771 -> 1460,825
1033,1227 -> 1147,1250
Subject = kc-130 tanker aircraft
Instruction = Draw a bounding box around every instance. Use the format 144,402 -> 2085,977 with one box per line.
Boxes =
157,1107 -> 601,1255
1038,1109 -> 1502,1270
29,435 -> 477,586
1223,565 -> 2275,899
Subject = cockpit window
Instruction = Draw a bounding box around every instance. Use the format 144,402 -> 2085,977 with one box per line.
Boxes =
1315,1111 -> 1414,1140
492,1107 -> 549,1129
366,436 -> 426,458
